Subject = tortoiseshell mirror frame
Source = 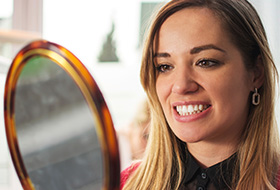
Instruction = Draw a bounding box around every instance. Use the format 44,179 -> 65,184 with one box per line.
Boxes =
4,40 -> 120,190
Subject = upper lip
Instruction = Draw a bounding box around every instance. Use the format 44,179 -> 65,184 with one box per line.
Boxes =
172,101 -> 211,107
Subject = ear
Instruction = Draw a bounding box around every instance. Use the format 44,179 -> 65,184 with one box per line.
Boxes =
250,55 -> 264,90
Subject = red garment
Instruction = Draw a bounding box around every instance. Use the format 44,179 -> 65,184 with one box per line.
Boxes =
120,162 -> 140,189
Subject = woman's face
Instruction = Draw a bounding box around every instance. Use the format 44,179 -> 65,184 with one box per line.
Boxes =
155,8 -> 255,144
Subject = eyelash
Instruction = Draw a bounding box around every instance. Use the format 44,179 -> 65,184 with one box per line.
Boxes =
155,58 -> 221,73
195,58 -> 221,68
156,64 -> 173,73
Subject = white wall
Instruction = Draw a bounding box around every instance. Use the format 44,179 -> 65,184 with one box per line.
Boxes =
251,0 -> 280,130
43,0 -> 165,128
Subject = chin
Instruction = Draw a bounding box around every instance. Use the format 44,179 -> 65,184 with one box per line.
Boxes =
175,133 -> 204,144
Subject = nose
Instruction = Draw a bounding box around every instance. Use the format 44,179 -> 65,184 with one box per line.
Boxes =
171,68 -> 199,94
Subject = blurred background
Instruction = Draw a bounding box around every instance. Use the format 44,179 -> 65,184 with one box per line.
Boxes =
0,0 -> 279,189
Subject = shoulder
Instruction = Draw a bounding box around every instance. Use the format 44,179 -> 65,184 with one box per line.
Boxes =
120,162 -> 141,189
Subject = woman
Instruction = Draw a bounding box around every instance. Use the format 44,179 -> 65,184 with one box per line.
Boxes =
118,99 -> 150,170
121,0 -> 280,189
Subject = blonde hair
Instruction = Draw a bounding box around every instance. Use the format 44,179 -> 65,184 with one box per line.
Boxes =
123,0 -> 280,189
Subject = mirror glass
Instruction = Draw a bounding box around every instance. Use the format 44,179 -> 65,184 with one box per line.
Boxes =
4,40 -> 120,190
14,56 -> 103,189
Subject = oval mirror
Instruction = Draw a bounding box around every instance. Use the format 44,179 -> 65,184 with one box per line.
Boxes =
4,40 -> 120,190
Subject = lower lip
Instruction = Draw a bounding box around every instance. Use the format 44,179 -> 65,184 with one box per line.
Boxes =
173,106 -> 212,122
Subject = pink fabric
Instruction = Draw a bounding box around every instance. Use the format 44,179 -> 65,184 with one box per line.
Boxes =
120,162 -> 140,189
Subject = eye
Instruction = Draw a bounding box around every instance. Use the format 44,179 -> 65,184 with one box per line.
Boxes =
196,59 -> 221,68
156,64 -> 173,73
142,133 -> 149,141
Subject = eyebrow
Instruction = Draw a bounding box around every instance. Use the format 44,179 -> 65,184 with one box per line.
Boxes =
154,52 -> 170,58
153,44 -> 226,58
190,44 -> 226,54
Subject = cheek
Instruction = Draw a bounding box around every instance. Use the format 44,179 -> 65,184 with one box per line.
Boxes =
156,78 -> 171,103
155,79 -> 165,105
209,71 -> 252,110
130,130 -> 141,148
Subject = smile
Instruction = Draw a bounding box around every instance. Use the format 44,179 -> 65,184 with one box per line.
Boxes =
176,104 -> 210,116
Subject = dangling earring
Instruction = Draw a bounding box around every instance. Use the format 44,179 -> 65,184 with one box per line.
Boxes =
252,88 -> 260,105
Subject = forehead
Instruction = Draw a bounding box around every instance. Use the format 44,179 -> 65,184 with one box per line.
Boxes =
155,7 -> 231,52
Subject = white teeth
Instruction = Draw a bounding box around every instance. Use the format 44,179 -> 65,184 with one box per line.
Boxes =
176,104 -> 209,116
176,106 -> 181,112
182,105 -> 187,112
187,105 -> 194,113
194,105 -> 198,111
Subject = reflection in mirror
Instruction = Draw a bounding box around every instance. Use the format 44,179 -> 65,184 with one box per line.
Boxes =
14,56 -> 103,190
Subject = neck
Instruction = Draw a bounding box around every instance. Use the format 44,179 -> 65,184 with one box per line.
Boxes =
187,140 -> 238,168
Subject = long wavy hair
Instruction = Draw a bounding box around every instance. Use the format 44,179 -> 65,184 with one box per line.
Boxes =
123,0 -> 280,189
